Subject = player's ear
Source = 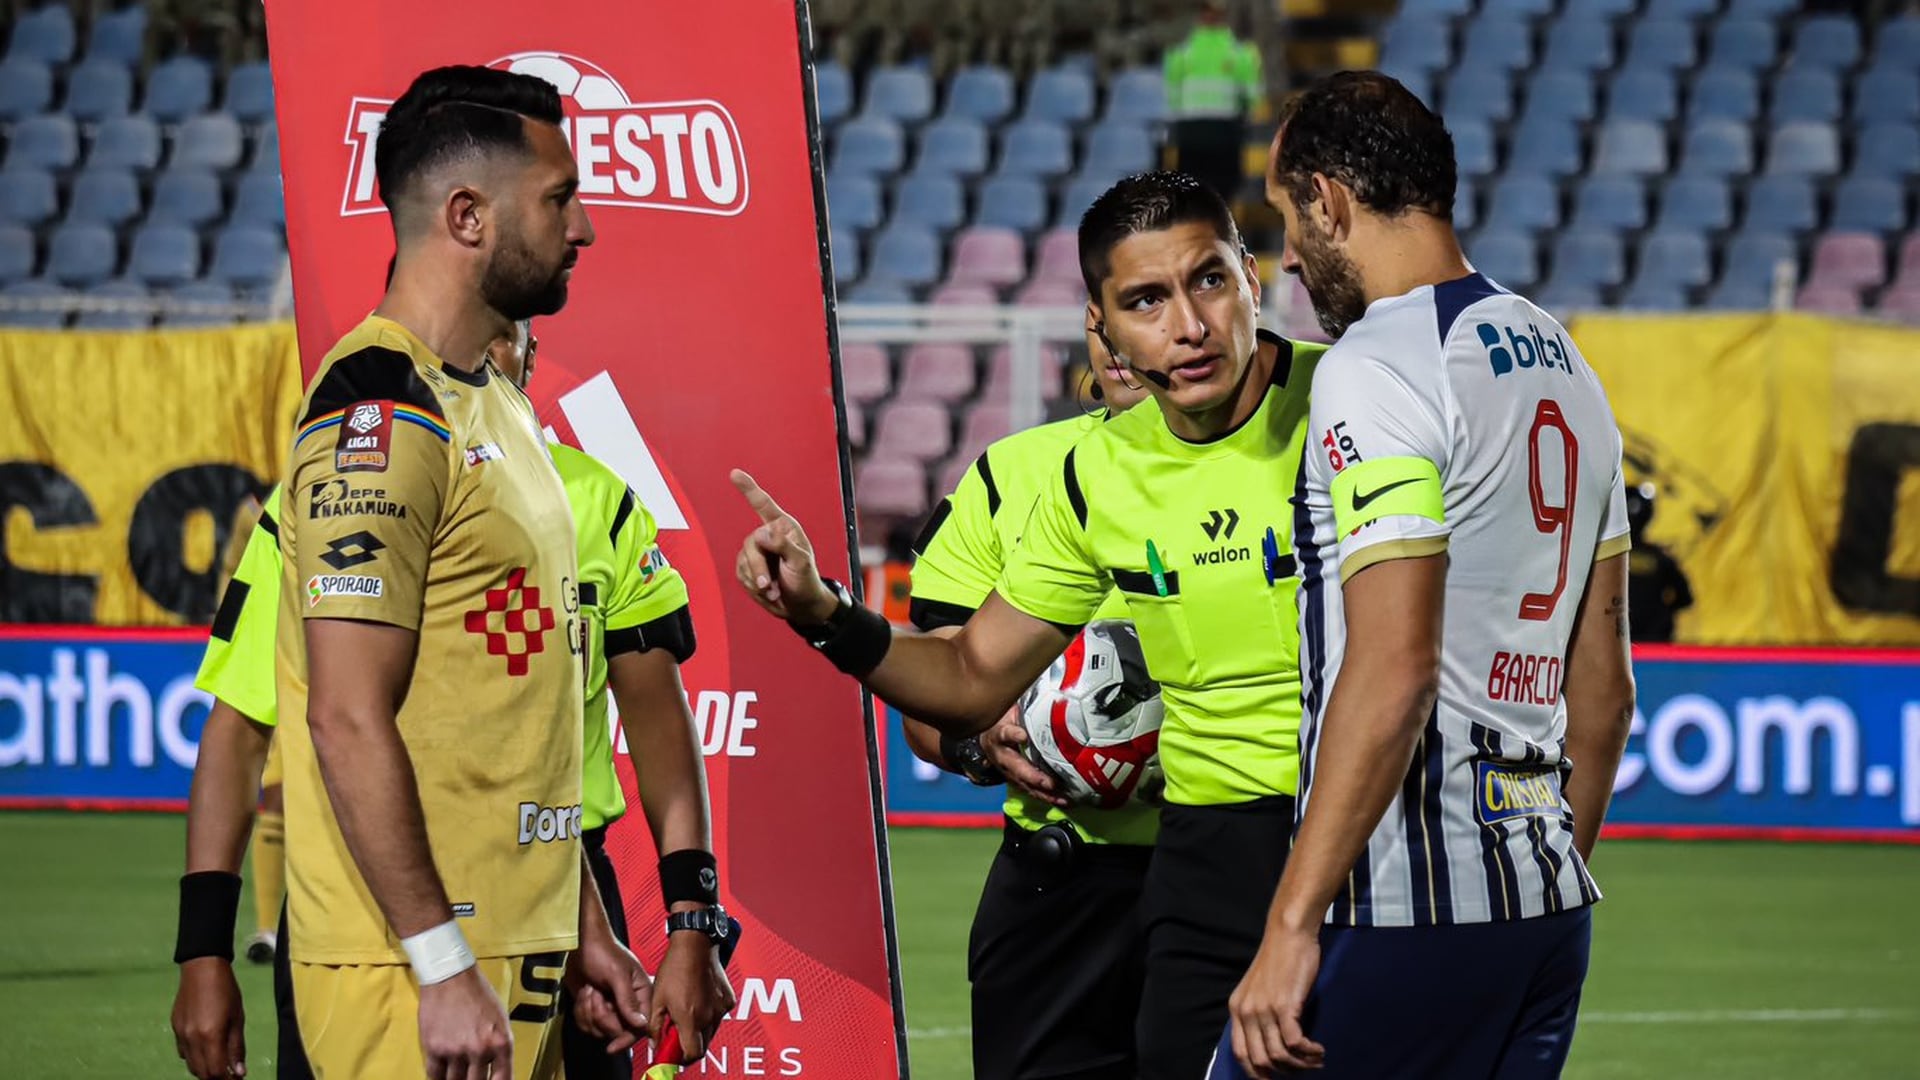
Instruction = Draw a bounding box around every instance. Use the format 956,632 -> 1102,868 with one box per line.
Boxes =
445,186 -> 486,249
1313,173 -> 1350,241
1242,248 -> 1262,313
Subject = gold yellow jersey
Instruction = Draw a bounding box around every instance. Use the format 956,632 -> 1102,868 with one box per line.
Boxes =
274,315 -> 584,964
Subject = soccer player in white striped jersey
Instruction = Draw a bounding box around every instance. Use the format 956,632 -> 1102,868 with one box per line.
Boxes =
1214,72 -> 1638,1078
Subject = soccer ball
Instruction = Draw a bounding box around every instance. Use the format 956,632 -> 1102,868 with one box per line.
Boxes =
1017,620 -> 1165,809
496,52 -> 632,111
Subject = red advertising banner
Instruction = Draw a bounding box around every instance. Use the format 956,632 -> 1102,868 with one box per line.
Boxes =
261,3 -> 905,1076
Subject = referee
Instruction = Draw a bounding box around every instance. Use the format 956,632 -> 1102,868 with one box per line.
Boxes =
901,325 -> 1153,1079
731,173 -> 1326,1077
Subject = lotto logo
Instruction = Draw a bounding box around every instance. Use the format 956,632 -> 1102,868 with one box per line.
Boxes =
464,567 -> 556,676
348,403 -> 384,433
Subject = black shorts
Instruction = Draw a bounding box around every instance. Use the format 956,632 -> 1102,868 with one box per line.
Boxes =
968,818 -> 1152,1080
1135,795 -> 1295,1080
272,903 -> 314,1080
561,825 -> 632,1080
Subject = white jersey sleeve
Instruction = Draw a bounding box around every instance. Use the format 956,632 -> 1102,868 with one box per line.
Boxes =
1596,443 -> 1632,561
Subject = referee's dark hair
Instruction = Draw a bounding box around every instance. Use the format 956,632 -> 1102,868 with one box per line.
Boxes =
1078,171 -> 1243,300
1268,70 -> 1456,221
374,65 -> 565,223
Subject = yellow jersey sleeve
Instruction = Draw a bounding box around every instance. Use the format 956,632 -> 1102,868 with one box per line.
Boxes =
997,450 -> 1110,629
195,485 -> 285,725
908,453 -> 1003,629
603,485 -> 694,659
289,390 -> 452,629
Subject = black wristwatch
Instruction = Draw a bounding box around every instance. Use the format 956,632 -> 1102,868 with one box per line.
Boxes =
666,904 -> 732,947
793,577 -> 856,646
945,734 -> 1006,787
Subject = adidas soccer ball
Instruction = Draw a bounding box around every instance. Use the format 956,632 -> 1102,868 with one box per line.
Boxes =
498,52 -> 631,111
1017,620 -> 1165,809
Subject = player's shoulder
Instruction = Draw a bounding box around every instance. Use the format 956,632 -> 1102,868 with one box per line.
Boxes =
551,442 -> 649,535
300,316 -> 448,426
1315,278 -> 1481,398
985,411 -> 1102,476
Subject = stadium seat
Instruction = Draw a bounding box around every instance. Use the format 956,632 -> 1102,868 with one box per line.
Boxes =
1795,282 -> 1862,314
1031,229 -> 1079,285
1658,175 -> 1733,231
162,280 -> 237,327
1689,68 -> 1760,123
1606,69 -> 1679,123
0,167 -> 56,227
871,400 -> 953,461
1443,69 -> 1513,124
845,277 -> 914,304
983,343 -> 1066,399
76,279 -> 152,330
1549,229 -> 1627,288
82,6 -> 147,68
224,62 -> 276,125
1383,63 -> 1436,108
1056,173 -> 1112,228
1743,174 -> 1817,233
948,227 -> 1025,287
863,67 -> 934,125
975,175 -> 1049,233
844,399 -> 866,449
825,172 -> 882,232
1454,177 -> 1478,230
893,173 -> 965,233
1083,122 -> 1155,177
839,343 -> 892,404
896,343 -> 977,403
1563,0 -> 1637,18
0,224 -> 34,284
1616,277 -> 1689,310
1401,0 -> 1473,15
1704,278 -> 1774,309
948,67 -> 1016,125
144,57 -> 214,124
5,5 -> 74,65
854,458 -> 929,521
830,227 -> 860,284
916,116 -> 990,177
1593,119 -> 1669,174
1104,67 -> 1167,124
89,115 -> 162,171
128,223 -> 202,286
4,113 -> 78,170
1625,20 -> 1697,72
1450,119 -> 1498,177
252,124 -> 280,173
1766,123 -> 1841,176
1534,281 -> 1602,316
1525,70 -> 1597,123
1772,66 -> 1842,125
1508,114 -> 1584,177
173,113 -> 246,171
1379,17 -> 1455,75
67,168 -> 142,227
1015,278 -> 1083,306
1485,173 -> 1561,231
46,223 -> 118,286
1878,284 -> 1920,324
1708,19 -> 1776,70
1461,18 -> 1534,73
1024,68 -> 1095,125
149,168 -> 224,227
1484,0 -> 1555,16
1573,175 -> 1647,230
64,59 -> 133,122
1899,234 -> 1920,283
1829,174 -> 1908,233
1792,17 -> 1862,71
1720,230 -> 1799,291
0,278 -> 64,328
1637,229 -> 1713,287
1726,0 -> 1795,18
0,58 -> 53,121
210,227 -> 286,291
1855,123 -> 1920,177
1875,17 -> 1920,71
927,284 -> 999,312
1808,231 -> 1888,289
869,224 -> 942,287
833,117 -> 905,176
231,172 -> 285,231
1542,19 -> 1615,73
1853,67 -> 1920,126
1680,121 -> 1754,175
814,62 -> 852,126
954,404 -> 1014,477
1468,230 -> 1539,289
1646,0 -> 1718,18
998,120 -> 1072,178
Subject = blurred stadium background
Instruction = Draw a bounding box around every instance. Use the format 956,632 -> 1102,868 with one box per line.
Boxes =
0,0 -> 1916,1075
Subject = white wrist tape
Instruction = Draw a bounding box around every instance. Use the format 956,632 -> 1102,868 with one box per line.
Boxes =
401,921 -> 475,986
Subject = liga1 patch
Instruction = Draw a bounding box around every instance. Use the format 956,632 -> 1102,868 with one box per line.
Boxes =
1474,760 -> 1563,826
1331,455 -> 1444,537
294,399 -> 452,473
306,573 -> 384,607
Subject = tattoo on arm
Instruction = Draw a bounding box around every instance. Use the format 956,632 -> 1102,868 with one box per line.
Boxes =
1606,594 -> 1628,639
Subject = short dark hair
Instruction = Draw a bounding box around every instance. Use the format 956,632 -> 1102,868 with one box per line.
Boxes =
1078,172 -> 1243,299
374,65 -> 565,211
1270,70 -> 1455,220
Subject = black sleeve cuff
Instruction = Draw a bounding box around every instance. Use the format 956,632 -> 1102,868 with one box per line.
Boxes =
908,597 -> 978,633
604,606 -> 697,663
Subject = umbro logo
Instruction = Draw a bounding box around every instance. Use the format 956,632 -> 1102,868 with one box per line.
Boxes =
318,530 -> 386,571
1200,508 -> 1240,542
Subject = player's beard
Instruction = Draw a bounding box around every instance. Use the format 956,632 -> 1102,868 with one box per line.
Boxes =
482,221 -> 571,321
1294,216 -> 1367,339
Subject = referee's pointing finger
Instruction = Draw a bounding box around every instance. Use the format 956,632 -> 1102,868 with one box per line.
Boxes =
730,470 -> 786,524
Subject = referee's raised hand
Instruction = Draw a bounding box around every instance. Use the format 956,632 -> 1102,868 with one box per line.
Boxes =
730,470 -> 838,624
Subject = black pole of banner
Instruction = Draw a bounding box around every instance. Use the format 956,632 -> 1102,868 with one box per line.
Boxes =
789,1 -> 913,1076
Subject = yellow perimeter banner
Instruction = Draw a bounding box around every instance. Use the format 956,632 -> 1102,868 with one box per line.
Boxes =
0,324 -> 301,625
1573,312 -> 1920,645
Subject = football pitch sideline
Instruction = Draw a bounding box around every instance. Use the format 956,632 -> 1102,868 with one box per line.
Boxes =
0,813 -> 1914,1079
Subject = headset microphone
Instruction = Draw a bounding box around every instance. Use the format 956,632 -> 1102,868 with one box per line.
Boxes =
1093,322 -> 1173,390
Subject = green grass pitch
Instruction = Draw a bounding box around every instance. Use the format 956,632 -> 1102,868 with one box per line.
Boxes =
0,813 -> 1914,1078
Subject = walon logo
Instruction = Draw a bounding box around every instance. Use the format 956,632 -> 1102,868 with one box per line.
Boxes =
1200,508 -> 1240,542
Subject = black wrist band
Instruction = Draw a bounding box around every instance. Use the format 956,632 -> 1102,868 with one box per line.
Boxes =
789,582 -> 892,678
659,849 -> 720,906
174,871 -> 242,963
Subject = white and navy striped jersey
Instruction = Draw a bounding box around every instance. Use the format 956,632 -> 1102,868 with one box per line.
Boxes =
1292,272 -> 1631,928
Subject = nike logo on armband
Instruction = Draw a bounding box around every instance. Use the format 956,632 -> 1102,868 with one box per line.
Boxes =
1349,477 -> 1421,512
